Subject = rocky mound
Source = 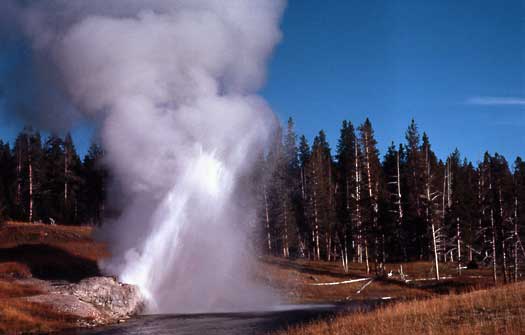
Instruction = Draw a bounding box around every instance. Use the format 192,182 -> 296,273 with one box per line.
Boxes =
24,276 -> 144,327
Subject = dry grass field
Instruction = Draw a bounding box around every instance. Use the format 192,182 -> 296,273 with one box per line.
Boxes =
0,283 -> 79,335
277,281 -> 525,335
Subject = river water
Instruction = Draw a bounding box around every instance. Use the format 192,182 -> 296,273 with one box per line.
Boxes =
60,301 -> 383,335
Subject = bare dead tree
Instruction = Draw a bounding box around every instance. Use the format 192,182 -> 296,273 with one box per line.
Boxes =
27,136 -> 33,223
263,186 -> 272,254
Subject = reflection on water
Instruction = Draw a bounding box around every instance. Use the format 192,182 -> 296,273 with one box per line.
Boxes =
59,301 -> 384,335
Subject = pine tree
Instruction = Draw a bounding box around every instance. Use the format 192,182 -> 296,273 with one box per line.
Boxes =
420,133 -> 442,278
280,117 -> 300,257
63,133 -> 82,224
478,152 -> 514,284
13,130 -> 29,219
308,130 -> 335,260
479,152 -> 497,283
41,134 -> 65,223
358,119 -> 382,273
13,128 -> 43,223
335,120 -> 358,271
0,140 -> 14,221
381,142 -> 404,261
82,142 -> 106,226
491,153 -> 514,283
404,119 -> 425,259
444,149 -> 461,265
512,157 -> 525,281
265,124 -> 299,257
298,135 -> 312,258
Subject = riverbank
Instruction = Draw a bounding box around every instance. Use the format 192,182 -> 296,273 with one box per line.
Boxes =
276,281 -> 525,335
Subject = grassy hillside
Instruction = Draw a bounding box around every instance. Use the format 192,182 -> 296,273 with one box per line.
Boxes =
0,221 -> 106,334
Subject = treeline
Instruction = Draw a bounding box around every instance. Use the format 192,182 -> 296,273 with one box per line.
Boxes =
257,117 -> 525,283
0,127 -> 106,225
1,119 -> 524,283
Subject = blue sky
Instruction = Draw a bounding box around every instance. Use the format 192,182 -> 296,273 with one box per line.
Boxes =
262,0 -> 525,163
0,1 -> 524,162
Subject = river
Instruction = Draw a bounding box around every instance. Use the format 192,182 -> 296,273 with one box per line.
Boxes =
59,301 -> 384,335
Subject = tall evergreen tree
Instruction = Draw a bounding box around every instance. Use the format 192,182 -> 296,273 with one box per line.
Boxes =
381,142 -> 405,261
512,157 -> 525,281
41,134 -> 65,223
82,142 -> 107,226
420,133 -> 443,278
0,140 -> 14,220
12,127 -> 43,223
307,130 -> 335,260
279,117 -> 300,257
63,133 -> 82,224
358,118 -> 382,273
335,120 -> 358,271
297,135 -> 312,257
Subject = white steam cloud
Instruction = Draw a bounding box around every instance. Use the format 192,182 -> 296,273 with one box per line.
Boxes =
2,0 -> 285,313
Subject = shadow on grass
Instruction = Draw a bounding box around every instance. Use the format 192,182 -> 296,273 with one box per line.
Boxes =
263,257 -> 369,280
0,244 -> 100,282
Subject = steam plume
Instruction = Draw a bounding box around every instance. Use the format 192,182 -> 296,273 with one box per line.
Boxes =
1,0 -> 285,312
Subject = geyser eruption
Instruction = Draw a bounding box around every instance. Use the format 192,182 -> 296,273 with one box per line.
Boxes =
2,0 -> 285,312
119,147 -> 235,309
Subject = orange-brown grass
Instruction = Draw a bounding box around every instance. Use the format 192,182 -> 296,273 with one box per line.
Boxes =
0,299 -> 80,335
0,221 -> 108,282
382,261 -> 496,295
0,279 -> 42,299
0,221 -> 108,261
0,221 -> 105,334
278,281 -> 525,335
0,262 -> 31,279
258,257 -> 432,303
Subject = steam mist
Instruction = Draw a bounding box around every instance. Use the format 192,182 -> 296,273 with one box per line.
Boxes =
1,1 -> 285,313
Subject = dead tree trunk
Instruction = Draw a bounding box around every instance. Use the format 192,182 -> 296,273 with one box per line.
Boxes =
28,144 -> 33,223
16,145 -> 21,204
442,163 -> 447,262
514,196 -> 519,282
363,132 -> 379,273
447,162 -> 453,208
354,141 -> 363,263
424,147 -> 440,280
64,146 -> 69,204
342,233 -> 349,273
343,173 -> 351,271
300,166 -> 309,259
479,169 -> 486,260
491,208 -> 497,285
432,223 -> 440,280
456,217 -> 462,275
312,165 -> 321,261
396,151 -> 406,259
364,240 -> 370,274
499,188 -> 508,283
263,186 -> 272,254
283,199 -> 289,258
